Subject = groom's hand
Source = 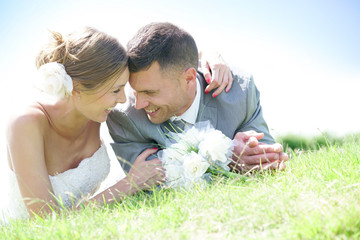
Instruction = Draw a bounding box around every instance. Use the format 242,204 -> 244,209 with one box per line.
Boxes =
230,131 -> 288,173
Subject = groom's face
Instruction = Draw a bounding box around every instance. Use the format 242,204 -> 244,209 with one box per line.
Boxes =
129,61 -> 193,124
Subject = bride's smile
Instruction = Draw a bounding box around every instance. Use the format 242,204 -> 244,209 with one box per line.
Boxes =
73,68 -> 129,123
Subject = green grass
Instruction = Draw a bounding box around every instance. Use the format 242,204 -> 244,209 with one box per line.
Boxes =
1,138 -> 360,239
277,132 -> 360,151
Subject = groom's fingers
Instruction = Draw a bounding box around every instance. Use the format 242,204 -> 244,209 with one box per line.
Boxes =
233,152 -> 280,165
257,142 -> 283,152
247,136 -> 259,148
234,131 -> 264,142
279,152 -> 289,162
244,161 -> 279,171
245,143 -> 282,156
231,160 -> 285,172
250,161 -> 286,171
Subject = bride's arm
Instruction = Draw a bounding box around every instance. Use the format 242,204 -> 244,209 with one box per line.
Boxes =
6,111 -> 57,217
90,148 -> 164,204
198,51 -> 234,97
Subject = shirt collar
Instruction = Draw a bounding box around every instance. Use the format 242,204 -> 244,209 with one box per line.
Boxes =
170,77 -> 201,125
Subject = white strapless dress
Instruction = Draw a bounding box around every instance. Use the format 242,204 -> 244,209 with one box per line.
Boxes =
0,143 -> 110,223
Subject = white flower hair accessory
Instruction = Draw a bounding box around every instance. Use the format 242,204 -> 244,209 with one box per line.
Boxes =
36,62 -> 73,99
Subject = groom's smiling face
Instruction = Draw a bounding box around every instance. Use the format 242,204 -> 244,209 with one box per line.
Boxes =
129,61 -> 195,124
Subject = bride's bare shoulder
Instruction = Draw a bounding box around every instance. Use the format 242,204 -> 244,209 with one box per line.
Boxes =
6,102 -> 49,133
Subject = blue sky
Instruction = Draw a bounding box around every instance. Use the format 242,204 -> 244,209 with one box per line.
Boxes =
0,0 -> 359,136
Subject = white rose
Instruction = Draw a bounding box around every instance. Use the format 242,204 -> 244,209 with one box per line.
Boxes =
198,130 -> 233,164
37,62 -> 73,99
182,151 -> 210,179
163,142 -> 189,164
164,164 -> 184,188
179,127 -> 206,147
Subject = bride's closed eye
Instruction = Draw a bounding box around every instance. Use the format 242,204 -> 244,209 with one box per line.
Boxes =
112,87 -> 123,94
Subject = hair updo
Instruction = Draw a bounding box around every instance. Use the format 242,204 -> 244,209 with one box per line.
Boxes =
35,27 -> 128,92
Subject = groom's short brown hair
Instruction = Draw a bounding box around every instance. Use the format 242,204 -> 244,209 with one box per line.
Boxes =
127,22 -> 198,75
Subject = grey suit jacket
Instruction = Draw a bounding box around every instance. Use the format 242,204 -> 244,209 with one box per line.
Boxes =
106,71 -> 274,172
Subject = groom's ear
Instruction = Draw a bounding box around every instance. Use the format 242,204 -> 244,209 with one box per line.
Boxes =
183,67 -> 197,85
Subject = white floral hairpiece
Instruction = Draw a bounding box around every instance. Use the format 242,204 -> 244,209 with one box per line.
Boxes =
36,62 -> 73,99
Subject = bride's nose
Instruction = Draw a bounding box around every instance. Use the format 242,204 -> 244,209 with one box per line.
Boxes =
116,89 -> 126,104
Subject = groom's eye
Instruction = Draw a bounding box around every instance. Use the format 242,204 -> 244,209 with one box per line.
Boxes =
145,90 -> 157,96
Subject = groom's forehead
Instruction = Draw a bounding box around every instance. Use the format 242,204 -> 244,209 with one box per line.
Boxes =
129,68 -> 176,87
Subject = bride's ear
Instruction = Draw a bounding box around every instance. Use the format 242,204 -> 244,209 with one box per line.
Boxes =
72,82 -> 81,99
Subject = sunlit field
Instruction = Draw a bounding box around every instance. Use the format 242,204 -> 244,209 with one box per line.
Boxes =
1,134 -> 360,239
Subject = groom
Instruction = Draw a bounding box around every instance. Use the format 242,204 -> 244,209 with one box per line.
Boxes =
107,22 -> 288,173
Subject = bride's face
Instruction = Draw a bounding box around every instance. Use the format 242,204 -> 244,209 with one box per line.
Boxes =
75,68 -> 129,123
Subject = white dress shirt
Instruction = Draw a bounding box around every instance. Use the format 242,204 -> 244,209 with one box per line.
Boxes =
170,77 -> 201,127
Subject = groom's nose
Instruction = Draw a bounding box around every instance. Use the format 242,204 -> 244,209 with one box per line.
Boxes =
134,92 -> 148,110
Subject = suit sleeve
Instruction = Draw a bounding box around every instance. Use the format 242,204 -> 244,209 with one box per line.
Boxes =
106,110 -> 158,173
236,75 -> 275,144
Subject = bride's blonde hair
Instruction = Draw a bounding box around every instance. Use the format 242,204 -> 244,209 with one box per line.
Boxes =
35,27 -> 128,92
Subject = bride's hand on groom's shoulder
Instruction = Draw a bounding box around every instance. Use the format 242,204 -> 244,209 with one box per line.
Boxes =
127,148 -> 165,191
198,51 -> 233,97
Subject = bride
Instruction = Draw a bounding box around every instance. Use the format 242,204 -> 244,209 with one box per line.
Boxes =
1,26 -> 232,222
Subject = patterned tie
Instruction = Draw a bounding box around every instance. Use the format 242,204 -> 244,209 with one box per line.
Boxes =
172,119 -> 186,132
160,119 -> 185,144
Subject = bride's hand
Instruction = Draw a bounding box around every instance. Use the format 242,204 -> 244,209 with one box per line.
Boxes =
199,51 -> 233,97
127,148 -> 165,191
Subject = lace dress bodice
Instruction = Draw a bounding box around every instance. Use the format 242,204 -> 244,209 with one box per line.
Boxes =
1,143 -> 110,222
49,142 -> 110,207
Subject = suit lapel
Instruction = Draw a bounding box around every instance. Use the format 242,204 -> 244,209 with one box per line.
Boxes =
196,72 -> 218,127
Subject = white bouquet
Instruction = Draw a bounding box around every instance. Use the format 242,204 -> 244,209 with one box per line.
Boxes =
159,121 -> 235,190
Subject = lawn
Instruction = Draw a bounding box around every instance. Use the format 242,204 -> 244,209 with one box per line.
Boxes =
1,136 -> 360,239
